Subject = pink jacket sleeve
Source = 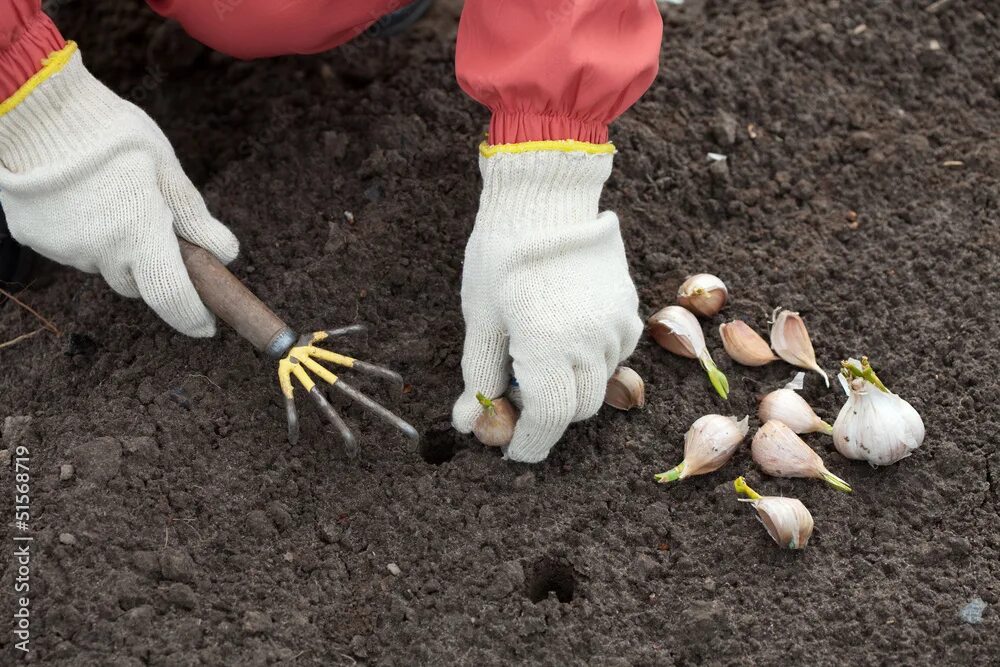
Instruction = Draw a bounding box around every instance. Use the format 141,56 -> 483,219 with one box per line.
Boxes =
456,0 -> 663,145
147,0 -> 380,60
0,0 -> 65,101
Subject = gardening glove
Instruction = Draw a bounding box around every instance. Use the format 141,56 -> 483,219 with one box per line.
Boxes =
452,147 -> 643,463
0,44 -> 238,337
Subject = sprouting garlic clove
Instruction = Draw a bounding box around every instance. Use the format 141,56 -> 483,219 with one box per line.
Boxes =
734,476 -> 814,550
648,306 -> 730,400
655,414 -> 749,483
832,357 -> 924,466
473,392 -> 519,447
648,305 -> 702,358
604,367 -> 645,411
719,320 -> 779,366
769,309 -> 829,387
677,274 -> 728,318
751,420 -> 852,493
758,388 -> 833,435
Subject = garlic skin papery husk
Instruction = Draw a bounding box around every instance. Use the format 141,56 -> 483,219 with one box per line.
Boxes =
604,367 -> 645,411
734,476 -> 814,550
655,415 -> 749,483
648,305 -> 730,399
769,309 -> 829,387
751,420 -> 853,493
832,357 -> 924,466
677,274 -> 728,317
720,320 -> 779,366
758,389 -> 833,435
473,393 -> 519,447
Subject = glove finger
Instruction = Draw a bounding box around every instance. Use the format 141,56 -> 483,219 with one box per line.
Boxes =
618,313 -> 643,364
102,265 -> 141,299
572,361 -> 610,422
159,160 -> 239,265
504,361 -> 576,464
131,219 -> 217,338
452,325 -> 510,433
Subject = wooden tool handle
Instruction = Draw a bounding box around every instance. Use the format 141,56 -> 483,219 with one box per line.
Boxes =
178,239 -> 297,359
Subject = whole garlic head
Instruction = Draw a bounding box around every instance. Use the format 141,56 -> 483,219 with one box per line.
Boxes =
655,414 -> 749,483
677,274 -> 728,317
832,358 -> 924,466
758,388 -> 833,435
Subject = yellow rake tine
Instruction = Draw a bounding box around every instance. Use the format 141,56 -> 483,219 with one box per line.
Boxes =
290,363 -> 315,391
311,347 -> 356,368
300,355 -> 339,386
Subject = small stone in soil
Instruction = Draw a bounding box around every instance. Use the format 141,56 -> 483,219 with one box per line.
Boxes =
59,464 -> 74,481
58,533 -> 77,546
387,563 -> 402,576
959,597 -> 987,624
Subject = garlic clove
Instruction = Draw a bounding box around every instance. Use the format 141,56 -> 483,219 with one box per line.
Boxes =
751,420 -> 852,493
758,388 -> 833,435
769,309 -> 829,387
832,357 -> 924,466
472,392 -> 519,447
655,414 -> 749,483
648,305 -> 702,358
677,274 -> 729,317
649,306 -> 730,399
605,367 -> 645,411
734,477 -> 814,550
719,320 -> 779,366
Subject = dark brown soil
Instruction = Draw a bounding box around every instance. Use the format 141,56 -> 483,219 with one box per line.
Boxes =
2,1 -> 999,664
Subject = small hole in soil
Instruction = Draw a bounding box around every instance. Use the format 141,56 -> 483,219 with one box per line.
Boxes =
525,559 -> 576,604
419,426 -> 459,465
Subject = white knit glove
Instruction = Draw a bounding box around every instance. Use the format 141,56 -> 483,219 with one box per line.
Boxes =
452,149 -> 643,463
0,47 -> 238,337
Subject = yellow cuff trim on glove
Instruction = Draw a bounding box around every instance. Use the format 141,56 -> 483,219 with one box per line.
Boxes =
479,140 -> 616,158
0,41 -> 79,118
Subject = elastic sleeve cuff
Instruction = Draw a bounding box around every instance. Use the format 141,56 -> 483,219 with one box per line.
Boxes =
488,111 -> 609,145
0,10 -> 66,102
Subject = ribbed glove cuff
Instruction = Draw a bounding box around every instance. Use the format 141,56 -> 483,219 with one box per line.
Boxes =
0,45 -> 124,173
474,147 -> 614,233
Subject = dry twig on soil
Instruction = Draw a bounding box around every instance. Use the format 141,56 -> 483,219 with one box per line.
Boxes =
0,287 -> 62,349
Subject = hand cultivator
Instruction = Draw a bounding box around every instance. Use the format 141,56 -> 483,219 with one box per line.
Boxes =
179,240 -> 418,456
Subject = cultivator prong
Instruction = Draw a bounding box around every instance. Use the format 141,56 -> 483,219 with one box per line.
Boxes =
277,330 -> 418,453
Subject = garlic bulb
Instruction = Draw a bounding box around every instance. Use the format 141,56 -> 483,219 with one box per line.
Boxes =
832,357 -> 924,466
473,393 -> 518,447
758,389 -> 832,435
734,476 -> 814,550
604,367 -> 645,411
751,420 -> 852,493
769,309 -> 829,387
655,414 -> 749,483
648,305 -> 730,399
719,320 -> 779,366
677,274 -> 728,317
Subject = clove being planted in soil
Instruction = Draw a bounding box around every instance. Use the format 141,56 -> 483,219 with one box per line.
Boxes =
734,476 -> 814,550
604,366 -> 645,411
752,420 -> 853,493
832,357 -> 924,466
473,392 -> 518,447
758,388 -> 833,435
648,305 -> 730,399
655,414 -> 749,483
677,274 -> 728,318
